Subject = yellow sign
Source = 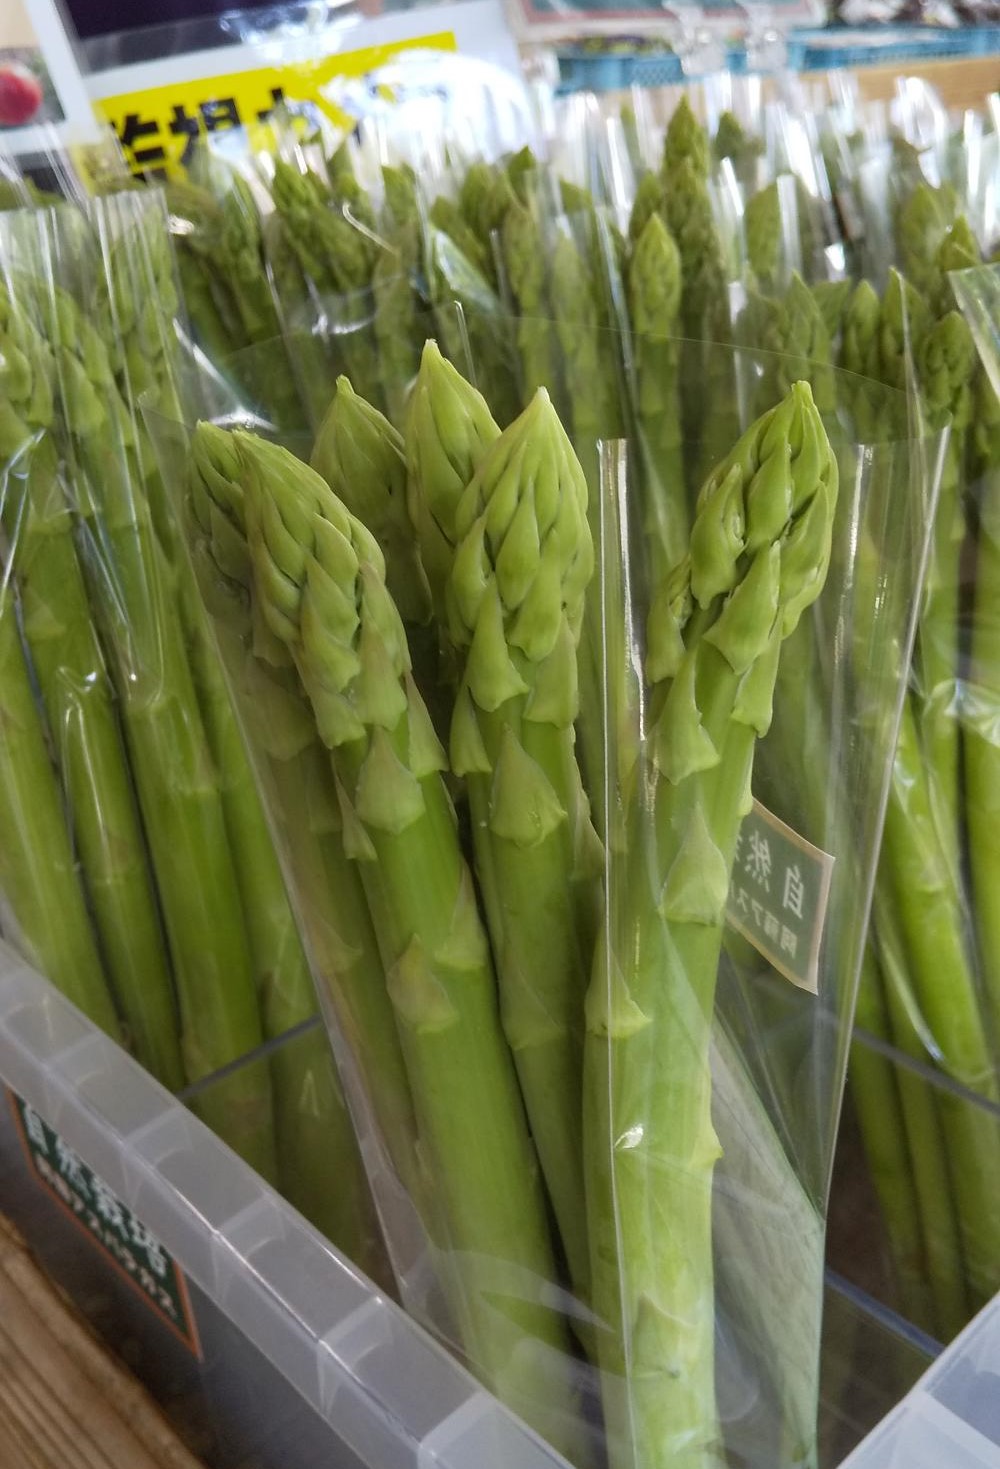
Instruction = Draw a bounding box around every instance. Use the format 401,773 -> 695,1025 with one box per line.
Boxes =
92,31 -> 457,176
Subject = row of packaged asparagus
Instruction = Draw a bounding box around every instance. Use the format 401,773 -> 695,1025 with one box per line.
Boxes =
0,62 -> 994,1468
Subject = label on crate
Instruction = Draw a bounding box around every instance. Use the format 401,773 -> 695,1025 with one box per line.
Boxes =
86,0 -> 520,178
7,1089 -> 202,1357
725,801 -> 834,995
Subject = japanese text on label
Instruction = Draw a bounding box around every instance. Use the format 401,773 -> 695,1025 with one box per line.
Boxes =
726,800 -> 834,994
9,1091 -> 200,1355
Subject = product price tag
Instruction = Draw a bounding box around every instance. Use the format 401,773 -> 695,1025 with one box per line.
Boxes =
8,1089 -> 201,1356
726,800 -> 834,995
87,0 -> 520,178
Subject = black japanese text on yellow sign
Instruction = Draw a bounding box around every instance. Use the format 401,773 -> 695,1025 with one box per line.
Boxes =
92,31 -> 457,176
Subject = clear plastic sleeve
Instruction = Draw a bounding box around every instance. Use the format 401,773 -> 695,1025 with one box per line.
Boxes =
153,301 -> 933,1469
0,189 -> 383,1278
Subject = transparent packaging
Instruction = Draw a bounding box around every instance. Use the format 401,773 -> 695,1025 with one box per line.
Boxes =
0,188 -> 383,1280
154,294 -> 936,1469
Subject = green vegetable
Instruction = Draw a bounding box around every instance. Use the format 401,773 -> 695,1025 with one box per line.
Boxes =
662,112 -> 737,490
311,376 -> 432,628
0,289 -> 180,1085
39,265 -> 276,1180
237,432 -> 582,1456
404,339 -> 500,630
585,381 -> 838,1469
188,420 -> 419,1262
501,199 -> 560,406
447,387 -> 602,1303
627,212 -> 686,584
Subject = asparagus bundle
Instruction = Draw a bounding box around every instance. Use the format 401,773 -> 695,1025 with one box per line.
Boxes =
586,381 -> 838,1469
230,430 -> 584,1457
0,275 -> 178,1077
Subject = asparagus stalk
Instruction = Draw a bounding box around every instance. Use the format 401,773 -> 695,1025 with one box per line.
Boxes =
237,432 -> 582,1456
501,198 -> 561,405
869,891 -> 970,1339
849,956 -> 937,1333
585,382 -> 838,1469
188,423 -> 423,1212
311,377 -> 431,629
0,292 -> 181,1085
966,366 -> 1000,1067
0,545 -> 117,1032
550,224 -> 636,846
404,338 -> 500,631
662,100 -> 738,490
269,159 -> 383,416
912,308 -> 975,875
37,264 -> 276,1179
626,212 -> 686,586
627,171 -> 667,247
447,388 -> 602,1302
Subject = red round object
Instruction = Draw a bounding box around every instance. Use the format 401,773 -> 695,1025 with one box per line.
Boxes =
0,64 -> 44,128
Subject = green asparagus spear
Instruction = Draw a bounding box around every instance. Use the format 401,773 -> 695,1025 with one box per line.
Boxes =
895,181 -> 958,302
189,423 -> 423,1215
501,198 -> 561,406
585,381 -> 838,1469
850,957 -> 937,1334
447,388 -> 602,1302
404,339 -> 501,632
811,280 -> 852,347
37,264 -> 275,1179
913,309 -> 975,871
402,337 -> 499,631
627,171 -> 667,246
0,290 -> 181,1084
869,893 -> 970,1339
966,368 -> 1000,1074
745,181 -> 782,293
662,116 -> 737,490
311,377 -> 431,627
0,574 -> 119,1030
459,159 -> 516,249
237,432 -> 583,1456
430,195 -> 496,285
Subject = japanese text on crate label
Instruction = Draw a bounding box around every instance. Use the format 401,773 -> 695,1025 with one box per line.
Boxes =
726,801 -> 834,994
91,31 -> 458,177
8,1090 -> 201,1356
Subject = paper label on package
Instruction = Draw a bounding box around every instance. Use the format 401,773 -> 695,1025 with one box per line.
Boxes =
725,800 -> 834,995
8,1089 -> 201,1356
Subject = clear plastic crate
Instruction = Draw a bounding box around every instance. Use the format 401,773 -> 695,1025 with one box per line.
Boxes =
840,1293 -> 1000,1469
0,939 -> 935,1468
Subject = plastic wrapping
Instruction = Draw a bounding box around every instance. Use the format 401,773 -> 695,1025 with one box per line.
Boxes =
151,277 -> 935,1469
0,188 -> 384,1278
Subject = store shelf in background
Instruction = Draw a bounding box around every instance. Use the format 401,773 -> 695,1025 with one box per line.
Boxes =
0,941 -> 936,1469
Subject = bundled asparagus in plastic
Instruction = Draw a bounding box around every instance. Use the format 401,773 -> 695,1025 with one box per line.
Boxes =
232,430 -> 584,1457
0,265 -> 179,1078
18,203 -> 277,1180
585,381 -> 838,1469
444,387 -> 602,1304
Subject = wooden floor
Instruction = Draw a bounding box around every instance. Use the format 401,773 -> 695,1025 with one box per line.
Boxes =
0,1214 -> 205,1469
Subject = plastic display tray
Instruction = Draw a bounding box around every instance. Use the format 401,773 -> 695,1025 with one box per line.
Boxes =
0,940 -> 936,1468
841,1292 -> 1000,1468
